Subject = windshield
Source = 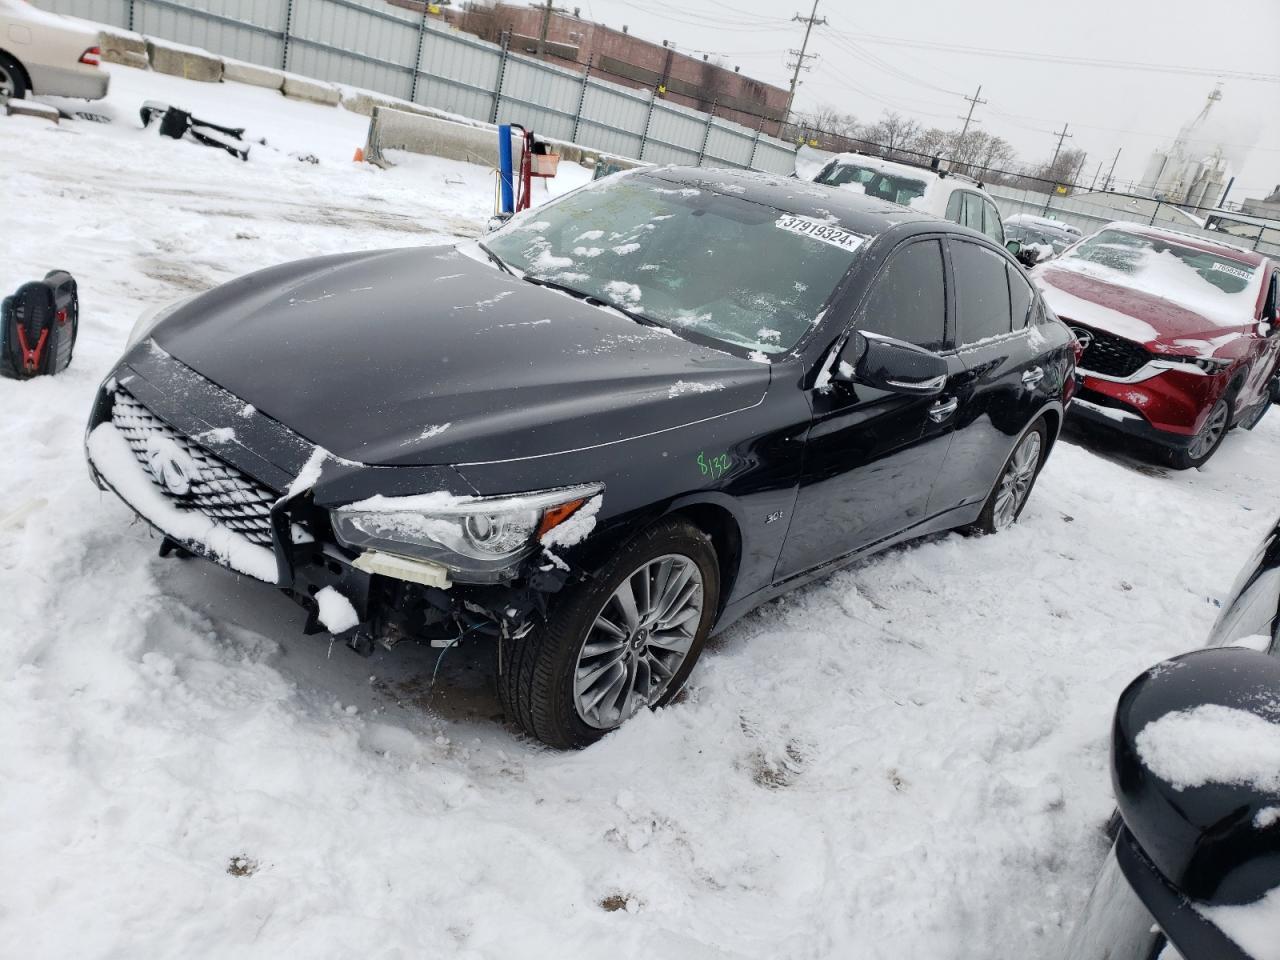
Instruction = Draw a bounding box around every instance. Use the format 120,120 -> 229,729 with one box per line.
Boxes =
814,161 -> 927,208
484,174 -> 866,354
1057,228 -> 1263,326
1008,224 -> 1071,253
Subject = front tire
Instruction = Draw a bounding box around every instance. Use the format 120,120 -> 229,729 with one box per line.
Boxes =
0,52 -> 28,100
1169,396 -> 1230,470
974,418 -> 1048,534
498,518 -> 719,749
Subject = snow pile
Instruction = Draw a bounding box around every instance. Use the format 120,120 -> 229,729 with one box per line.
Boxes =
667,380 -> 725,399
1200,887 -> 1280,960
314,586 -> 360,634
11,56 -> 1280,960
1135,704 -> 1280,792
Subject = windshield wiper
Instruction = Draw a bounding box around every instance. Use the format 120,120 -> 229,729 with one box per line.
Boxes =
476,241 -> 517,277
522,275 -> 661,327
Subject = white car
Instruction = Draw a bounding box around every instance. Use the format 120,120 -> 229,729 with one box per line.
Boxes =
0,0 -> 108,101
812,152 -> 1011,248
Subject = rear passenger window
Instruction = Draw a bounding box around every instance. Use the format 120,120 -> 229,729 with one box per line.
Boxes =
945,191 -> 964,225
861,239 -> 947,351
951,240 -> 1012,344
1008,264 -> 1034,329
962,194 -> 985,233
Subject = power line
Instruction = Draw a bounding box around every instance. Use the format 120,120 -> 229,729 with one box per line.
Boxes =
785,0 -> 826,125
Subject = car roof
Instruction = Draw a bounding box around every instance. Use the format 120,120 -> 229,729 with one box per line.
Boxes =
1096,220 -> 1268,268
644,165 -> 940,238
1008,214 -> 1076,234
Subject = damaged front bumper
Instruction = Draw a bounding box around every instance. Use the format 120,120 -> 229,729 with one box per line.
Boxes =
84,342 -> 569,653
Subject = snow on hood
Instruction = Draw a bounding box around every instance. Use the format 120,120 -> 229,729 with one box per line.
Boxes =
1043,240 -> 1263,331
1033,264 -> 1250,352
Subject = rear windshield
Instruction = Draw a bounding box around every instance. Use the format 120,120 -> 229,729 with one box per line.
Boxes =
484,174 -> 866,354
1057,228 -> 1263,326
815,161 -> 927,208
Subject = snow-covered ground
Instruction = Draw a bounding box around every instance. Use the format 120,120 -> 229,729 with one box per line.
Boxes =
3,62 -> 1280,960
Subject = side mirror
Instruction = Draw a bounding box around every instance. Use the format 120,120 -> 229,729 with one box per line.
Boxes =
1063,646 -> 1280,960
486,213 -> 512,233
1005,238 -> 1022,256
835,331 -> 947,396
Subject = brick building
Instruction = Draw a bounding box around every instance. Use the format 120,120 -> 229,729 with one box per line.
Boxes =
388,1 -> 789,135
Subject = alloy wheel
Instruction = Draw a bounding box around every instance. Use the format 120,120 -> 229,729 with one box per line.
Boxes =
993,431 -> 1043,530
1188,400 -> 1229,460
572,554 -> 704,730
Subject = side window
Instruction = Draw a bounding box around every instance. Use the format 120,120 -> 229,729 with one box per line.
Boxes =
981,198 -> 1004,243
1008,264 -> 1034,329
945,191 -> 964,225
860,239 -> 947,351
961,193 -> 985,233
951,240 -> 1013,344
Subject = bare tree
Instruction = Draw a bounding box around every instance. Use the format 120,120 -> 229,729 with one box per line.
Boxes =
863,111 -> 922,157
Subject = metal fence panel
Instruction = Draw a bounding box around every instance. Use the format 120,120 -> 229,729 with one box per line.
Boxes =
31,0 -> 801,176
750,136 -> 799,176
32,0 -> 129,28
576,80 -> 648,159
703,121 -> 755,168
494,56 -> 580,142
413,22 -> 500,123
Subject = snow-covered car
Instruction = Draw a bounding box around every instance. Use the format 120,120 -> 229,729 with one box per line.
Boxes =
1033,222 -> 1280,469
1004,214 -> 1081,263
84,166 -> 1076,749
811,152 -> 1020,255
0,0 -> 107,101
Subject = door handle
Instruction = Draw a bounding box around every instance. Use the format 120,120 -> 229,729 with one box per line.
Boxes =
928,397 -> 959,422
1022,366 -> 1045,388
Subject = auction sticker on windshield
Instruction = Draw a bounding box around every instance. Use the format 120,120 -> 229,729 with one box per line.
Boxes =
775,215 -> 865,252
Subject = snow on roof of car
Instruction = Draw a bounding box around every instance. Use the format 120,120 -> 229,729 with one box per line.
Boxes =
1050,221 -> 1268,327
823,152 -> 982,187
647,165 -> 937,238
1007,214 -> 1080,235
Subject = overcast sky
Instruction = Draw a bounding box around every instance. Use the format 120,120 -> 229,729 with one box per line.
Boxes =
567,0 -> 1279,200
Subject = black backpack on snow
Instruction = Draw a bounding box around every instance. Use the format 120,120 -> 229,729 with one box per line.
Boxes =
1,270 -> 79,379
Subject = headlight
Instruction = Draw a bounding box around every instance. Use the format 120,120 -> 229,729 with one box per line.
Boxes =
331,484 -> 603,583
126,294 -> 197,349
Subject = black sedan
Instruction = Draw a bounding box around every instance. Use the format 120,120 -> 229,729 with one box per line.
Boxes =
85,166 -> 1075,748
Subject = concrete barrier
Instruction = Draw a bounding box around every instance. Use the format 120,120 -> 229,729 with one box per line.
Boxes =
282,75 -> 341,106
147,39 -> 223,83
223,58 -> 285,91
99,28 -> 147,69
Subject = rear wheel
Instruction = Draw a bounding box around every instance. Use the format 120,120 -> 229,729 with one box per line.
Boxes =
0,52 -> 28,100
498,518 -> 718,749
974,419 -> 1048,534
1169,396 -> 1230,469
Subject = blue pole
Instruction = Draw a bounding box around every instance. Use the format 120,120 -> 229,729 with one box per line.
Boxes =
498,125 -> 514,214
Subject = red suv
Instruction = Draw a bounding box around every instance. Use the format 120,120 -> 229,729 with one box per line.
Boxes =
1031,222 -> 1280,468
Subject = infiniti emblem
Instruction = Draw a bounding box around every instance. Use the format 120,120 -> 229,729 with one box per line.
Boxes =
1069,327 -> 1093,353
146,443 -> 199,496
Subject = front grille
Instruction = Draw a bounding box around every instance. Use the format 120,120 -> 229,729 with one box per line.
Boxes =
111,389 -> 279,547
1071,323 -> 1151,379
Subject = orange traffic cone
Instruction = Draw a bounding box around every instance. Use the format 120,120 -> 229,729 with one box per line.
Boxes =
353,147 -> 365,163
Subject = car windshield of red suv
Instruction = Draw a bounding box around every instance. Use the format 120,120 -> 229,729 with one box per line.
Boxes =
1055,228 -> 1263,327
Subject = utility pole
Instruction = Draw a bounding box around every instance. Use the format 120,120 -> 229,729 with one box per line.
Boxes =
1089,159 -> 1103,191
785,0 -> 826,126
957,84 -> 987,144
1103,146 -> 1122,192
1049,123 -> 1073,174
1071,151 -> 1088,187
536,0 -> 554,57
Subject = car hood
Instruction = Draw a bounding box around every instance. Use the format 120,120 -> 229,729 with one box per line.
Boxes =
1034,264 -> 1250,352
152,245 -> 770,466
